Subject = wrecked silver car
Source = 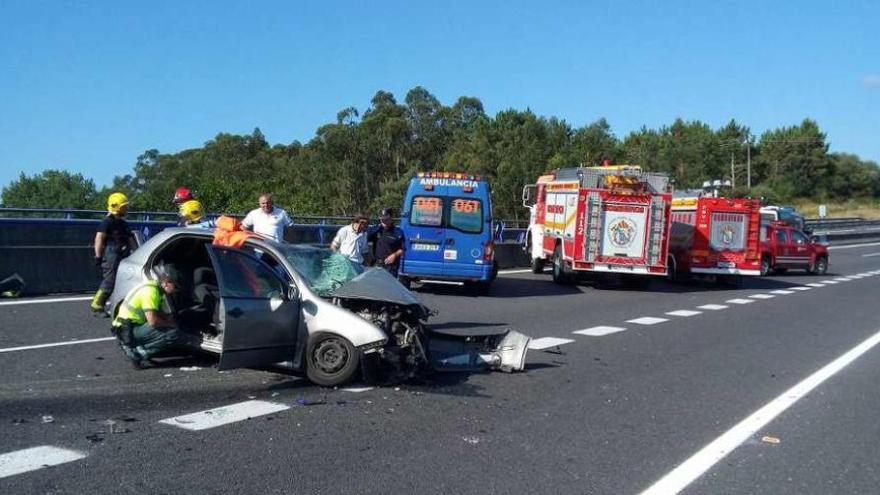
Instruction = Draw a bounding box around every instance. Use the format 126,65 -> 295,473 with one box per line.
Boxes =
108,228 -> 530,386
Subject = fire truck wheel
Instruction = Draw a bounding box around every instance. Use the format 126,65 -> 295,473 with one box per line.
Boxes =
531,257 -> 545,274
760,256 -> 772,276
552,245 -> 570,284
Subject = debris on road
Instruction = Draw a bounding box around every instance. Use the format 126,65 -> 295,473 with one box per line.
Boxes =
180,366 -> 202,371
163,373 -> 173,378
11,418 -> 28,425
41,415 -> 55,423
296,397 -> 327,406
761,435 -> 781,445
462,436 -> 480,444
86,434 -> 104,443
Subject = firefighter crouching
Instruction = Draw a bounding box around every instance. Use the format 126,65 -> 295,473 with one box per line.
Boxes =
111,266 -> 186,368
91,192 -> 137,314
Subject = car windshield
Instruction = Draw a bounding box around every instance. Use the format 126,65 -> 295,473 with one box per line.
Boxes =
275,245 -> 364,296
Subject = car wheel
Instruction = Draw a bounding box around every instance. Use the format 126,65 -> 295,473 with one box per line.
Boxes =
809,256 -> 828,275
552,245 -> 570,285
760,256 -> 771,276
306,333 -> 360,387
531,256 -> 545,274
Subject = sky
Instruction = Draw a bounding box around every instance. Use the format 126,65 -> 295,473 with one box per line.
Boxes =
1,0 -> 878,190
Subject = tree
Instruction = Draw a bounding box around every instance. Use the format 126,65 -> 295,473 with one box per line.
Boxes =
2,170 -> 98,209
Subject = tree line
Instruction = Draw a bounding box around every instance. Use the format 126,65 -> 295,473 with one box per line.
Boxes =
3,86 -> 878,220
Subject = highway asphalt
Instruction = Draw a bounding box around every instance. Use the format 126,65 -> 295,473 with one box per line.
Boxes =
1,243 -> 880,494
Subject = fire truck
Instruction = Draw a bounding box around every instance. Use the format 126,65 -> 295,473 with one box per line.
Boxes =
522,165 -> 673,284
669,196 -> 763,279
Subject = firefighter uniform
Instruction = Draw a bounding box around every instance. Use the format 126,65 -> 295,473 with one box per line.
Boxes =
91,193 -> 134,312
112,281 -> 184,365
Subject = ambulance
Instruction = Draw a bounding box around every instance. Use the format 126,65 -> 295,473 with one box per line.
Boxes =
399,172 -> 497,293
669,196 -> 763,279
522,164 -> 673,284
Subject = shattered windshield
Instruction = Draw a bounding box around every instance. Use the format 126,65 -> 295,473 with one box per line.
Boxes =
276,245 -> 364,296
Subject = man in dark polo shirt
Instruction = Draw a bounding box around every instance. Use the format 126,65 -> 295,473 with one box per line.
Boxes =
367,208 -> 406,278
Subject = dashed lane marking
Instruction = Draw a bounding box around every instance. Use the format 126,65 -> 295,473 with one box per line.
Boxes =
770,290 -> 794,295
698,304 -> 728,310
0,337 -> 116,354
790,286 -> 813,291
806,283 -> 826,287
573,326 -> 627,336
820,280 -> 839,284
341,387 -> 374,393
748,294 -> 775,300
498,269 -> 533,275
626,317 -> 669,325
862,253 -> 880,257
0,446 -> 87,479
0,296 -> 92,307
833,277 -> 851,282
528,337 -> 576,350
666,310 -> 702,317
726,298 -> 755,305
159,400 -> 291,431
638,328 -> 880,495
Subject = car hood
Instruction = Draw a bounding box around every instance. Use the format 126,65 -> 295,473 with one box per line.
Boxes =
329,267 -> 425,309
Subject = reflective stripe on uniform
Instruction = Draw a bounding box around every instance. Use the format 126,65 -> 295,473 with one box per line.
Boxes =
113,282 -> 160,327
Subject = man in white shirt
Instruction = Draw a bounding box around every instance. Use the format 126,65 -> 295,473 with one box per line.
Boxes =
241,194 -> 294,242
330,213 -> 368,264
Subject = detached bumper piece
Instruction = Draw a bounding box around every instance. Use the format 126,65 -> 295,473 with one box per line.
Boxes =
426,328 -> 530,373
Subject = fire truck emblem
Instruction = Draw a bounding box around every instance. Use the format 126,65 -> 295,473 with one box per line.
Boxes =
720,224 -> 736,245
608,217 -> 637,248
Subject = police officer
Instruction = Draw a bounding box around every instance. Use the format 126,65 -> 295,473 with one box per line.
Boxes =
112,266 -> 186,368
367,208 -> 406,277
91,193 -> 136,313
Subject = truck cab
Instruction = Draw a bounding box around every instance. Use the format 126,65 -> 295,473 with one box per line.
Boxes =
760,222 -> 829,275
400,172 -> 497,293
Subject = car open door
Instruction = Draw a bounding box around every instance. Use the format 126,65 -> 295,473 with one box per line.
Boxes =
205,245 -> 300,370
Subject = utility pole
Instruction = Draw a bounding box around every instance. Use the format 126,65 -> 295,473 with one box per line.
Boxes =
730,152 -> 736,189
746,139 -> 751,189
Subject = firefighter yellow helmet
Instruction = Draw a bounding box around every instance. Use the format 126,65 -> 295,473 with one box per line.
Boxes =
107,192 -> 129,215
179,199 -> 204,223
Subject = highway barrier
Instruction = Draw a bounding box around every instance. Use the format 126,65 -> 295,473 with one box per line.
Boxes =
2,208 -> 879,296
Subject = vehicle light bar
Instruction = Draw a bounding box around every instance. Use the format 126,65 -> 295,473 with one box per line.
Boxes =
417,172 -> 482,181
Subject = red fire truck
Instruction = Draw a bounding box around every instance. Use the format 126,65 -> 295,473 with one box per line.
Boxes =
522,165 -> 673,284
669,196 -> 762,279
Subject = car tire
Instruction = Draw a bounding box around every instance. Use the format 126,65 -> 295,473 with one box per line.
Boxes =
809,256 -> 828,275
760,256 -> 772,276
306,333 -> 360,387
531,257 -> 545,274
552,245 -> 570,285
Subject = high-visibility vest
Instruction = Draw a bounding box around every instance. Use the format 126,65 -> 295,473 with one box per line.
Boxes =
112,282 -> 162,327
213,215 -> 260,248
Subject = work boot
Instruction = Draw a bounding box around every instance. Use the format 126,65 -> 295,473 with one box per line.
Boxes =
90,289 -> 107,313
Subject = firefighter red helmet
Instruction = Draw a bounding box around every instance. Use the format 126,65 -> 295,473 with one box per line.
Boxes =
173,187 -> 193,205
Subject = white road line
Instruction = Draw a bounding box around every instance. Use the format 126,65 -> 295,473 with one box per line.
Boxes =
0,337 -> 116,354
666,310 -> 702,317
638,328 -> 880,495
573,326 -> 627,337
498,269 -> 533,275
0,296 -> 92,307
829,241 -> 880,250
862,253 -> 880,257
341,387 -> 374,393
528,337 -> 575,350
790,286 -> 812,291
819,280 -> 839,284
626,317 -> 669,325
770,290 -> 794,295
748,294 -> 775,300
159,400 -> 290,431
806,283 -> 826,287
832,277 -> 851,282
0,446 -> 87,479
726,298 -> 755,305
698,304 -> 728,311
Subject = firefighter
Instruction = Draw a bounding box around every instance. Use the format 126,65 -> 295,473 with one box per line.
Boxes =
111,266 -> 185,368
90,192 -> 137,314
173,187 -> 194,226
179,199 -> 216,229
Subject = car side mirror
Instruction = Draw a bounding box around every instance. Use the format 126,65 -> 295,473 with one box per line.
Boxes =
287,284 -> 300,301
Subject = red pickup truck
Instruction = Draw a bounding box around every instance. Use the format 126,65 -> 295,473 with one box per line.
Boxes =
760,222 -> 829,275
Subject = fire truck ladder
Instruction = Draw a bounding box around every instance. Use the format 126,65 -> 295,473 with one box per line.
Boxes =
647,196 -> 666,265
584,191 -> 602,262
